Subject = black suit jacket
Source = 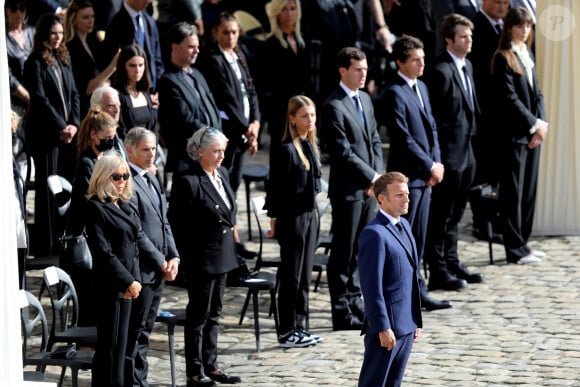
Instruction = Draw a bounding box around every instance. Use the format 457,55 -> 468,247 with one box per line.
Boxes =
167,164 -> 238,275
491,51 -> 545,144
427,52 -> 479,170
322,86 -> 383,201
102,6 -> 164,90
158,63 -> 222,173
199,47 -> 260,147
130,167 -> 179,284
85,198 -> 165,297
23,51 -> 80,152
385,75 -> 441,187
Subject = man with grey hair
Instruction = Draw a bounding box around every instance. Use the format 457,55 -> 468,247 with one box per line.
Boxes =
124,126 -> 180,386
90,85 -> 128,160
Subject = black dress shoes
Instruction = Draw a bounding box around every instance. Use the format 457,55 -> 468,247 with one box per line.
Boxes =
428,272 -> 468,291
208,370 -> 242,384
332,314 -> 364,331
450,264 -> 484,284
421,296 -> 452,311
187,376 -> 217,387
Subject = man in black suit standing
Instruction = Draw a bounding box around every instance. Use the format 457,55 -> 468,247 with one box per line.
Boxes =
424,14 -> 484,291
384,35 -> 453,310
322,47 -> 383,330
157,22 -> 221,176
468,0 -> 509,238
103,0 -> 164,94
124,127 -> 180,387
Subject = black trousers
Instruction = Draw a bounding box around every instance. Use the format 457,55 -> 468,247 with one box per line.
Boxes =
185,271 -> 226,378
276,209 -> 318,334
328,196 -> 378,322
500,143 -> 540,260
424,158 -> 476,275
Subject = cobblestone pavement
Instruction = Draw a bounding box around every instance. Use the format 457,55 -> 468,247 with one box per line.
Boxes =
26,153 -> 580,386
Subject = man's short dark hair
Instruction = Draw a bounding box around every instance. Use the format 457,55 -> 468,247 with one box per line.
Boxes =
440,13 -> 474,41
392,35 -> 424,64
167,21 -> 197,46
337,46 -> 366,70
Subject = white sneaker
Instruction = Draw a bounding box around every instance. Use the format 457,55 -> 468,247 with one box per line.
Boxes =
531,250 -> 546,258
279,330 -> 316,348
518,254 -> 541,264
297,329 -> 324,343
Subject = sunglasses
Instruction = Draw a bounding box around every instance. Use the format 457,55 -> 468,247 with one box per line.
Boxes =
111,173 -> 130,181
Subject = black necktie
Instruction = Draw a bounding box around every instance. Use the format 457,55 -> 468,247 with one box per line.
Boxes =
495,23 -> 502,35
462,65 -> 474,111
396,222 -> 412,250
412,83 -> 424,109
143,173 -> 160,209
352,95 -> 365,126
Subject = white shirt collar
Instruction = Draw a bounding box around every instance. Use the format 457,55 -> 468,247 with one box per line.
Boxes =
447,49 -> 467,70
339,81 -> 359,98
380,208 -> 400,226
397,71 -> 416,88
480,9 -> 503,30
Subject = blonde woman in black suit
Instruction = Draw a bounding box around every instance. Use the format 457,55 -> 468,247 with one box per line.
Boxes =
265,95 -> 323,348
168,128 -> 241,387
85,152 -> 166,386
491,6 -> 548,265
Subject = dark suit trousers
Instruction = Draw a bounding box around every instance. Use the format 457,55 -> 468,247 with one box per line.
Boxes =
276,209 -> 317,334
424,159 -> 476,275
126,279 -> 163,386
93,297 -> 133,387
328,196 -> 378,320
358,331 -> 414,387
500,143 -> 540,260
185,270 -> 226,377
403,186 -> 431,297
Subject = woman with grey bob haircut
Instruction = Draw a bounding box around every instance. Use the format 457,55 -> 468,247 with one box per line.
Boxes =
186,126 -> 229,162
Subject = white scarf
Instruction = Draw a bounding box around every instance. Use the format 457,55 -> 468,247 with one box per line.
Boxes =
511,41 -> 535,89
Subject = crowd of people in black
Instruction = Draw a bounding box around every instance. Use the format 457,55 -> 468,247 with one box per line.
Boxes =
10,0 -> 546,386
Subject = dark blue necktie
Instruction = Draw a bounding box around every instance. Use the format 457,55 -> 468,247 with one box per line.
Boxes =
353,95 -> 364,126
136,14 -> 144,47
396,222 -> 412,250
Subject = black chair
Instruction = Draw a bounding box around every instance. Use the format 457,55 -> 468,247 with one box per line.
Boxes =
42,266 -> 98,351
470,183 -> 499,265
241,163 -> 269,240
313,179 -> 331,292
20,289 -> 94,387
229,195 -> 279,352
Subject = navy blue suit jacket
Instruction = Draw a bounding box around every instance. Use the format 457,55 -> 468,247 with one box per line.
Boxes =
358,212 -> 423,337
385,75 -> 440,187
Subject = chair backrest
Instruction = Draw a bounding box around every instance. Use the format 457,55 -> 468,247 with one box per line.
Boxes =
42,266 -> 80,335
234,10 -> 268,40
47,175 -> 73,217
250,196 -> 269,271
20,289 -> 50,360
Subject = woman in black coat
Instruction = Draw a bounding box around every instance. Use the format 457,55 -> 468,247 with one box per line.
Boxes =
23,13 -> 80,256
85,152 -> 165,387
491,6 -> 548,264
265,95 -> 322,348
168,127 -> 242,386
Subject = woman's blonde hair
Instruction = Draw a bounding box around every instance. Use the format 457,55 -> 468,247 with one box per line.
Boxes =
267,0 -> 305,49
282,95 -> 320,171
87,151 -> 132,202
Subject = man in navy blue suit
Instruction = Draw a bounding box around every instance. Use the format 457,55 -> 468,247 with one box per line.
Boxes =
384,35 -> 457,310
358,171 -> 422,387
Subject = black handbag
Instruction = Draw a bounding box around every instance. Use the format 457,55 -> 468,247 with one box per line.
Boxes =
60,233 -> 93,271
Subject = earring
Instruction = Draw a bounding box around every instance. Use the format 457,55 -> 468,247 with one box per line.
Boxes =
291,122 -> 296,128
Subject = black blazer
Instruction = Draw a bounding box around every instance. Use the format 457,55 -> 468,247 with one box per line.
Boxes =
385,75 -> 441,187
68,33 -> 104,117
23,51 -> 80,151
130,167 -> 179,284
265,139 -> 321,219
427,52 -> 479,170
85,197 -> 165,298
322,86 -> 384,201
167,163 -> 238,275
158,63 -> 221,173
102,6 -> 164,90
491,50 -> 545,144
200,46 -> 260,146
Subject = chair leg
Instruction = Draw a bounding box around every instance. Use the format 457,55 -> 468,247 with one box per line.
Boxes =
486,221 -> 494,265
251,289 -> 260,352
239,289 -> 252,325
167,321 -> 177,387
270,288 -> 279,336
313,270 -> 322,292
58,366 -> 67,387
245,180 -> 252,240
